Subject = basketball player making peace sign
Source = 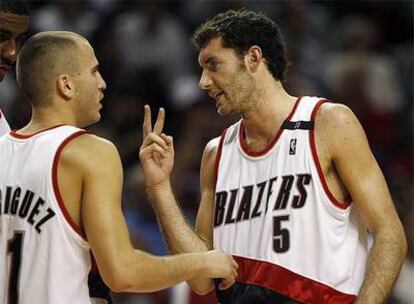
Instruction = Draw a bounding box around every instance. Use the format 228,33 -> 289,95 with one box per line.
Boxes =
141,8 -> 407,304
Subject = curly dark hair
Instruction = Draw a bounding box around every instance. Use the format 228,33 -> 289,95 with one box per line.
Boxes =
192,8 -> 288,82
0,0 -> 29,15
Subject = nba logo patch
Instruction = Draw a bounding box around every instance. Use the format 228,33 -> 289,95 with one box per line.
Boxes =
289,138 -> 297,155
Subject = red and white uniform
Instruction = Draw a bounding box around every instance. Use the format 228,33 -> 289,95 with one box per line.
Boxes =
0,108 -> 11,136
214,96 -> 370,303
0,125 -> 93,304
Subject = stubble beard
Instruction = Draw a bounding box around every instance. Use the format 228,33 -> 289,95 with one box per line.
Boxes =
229,73 -> 255,117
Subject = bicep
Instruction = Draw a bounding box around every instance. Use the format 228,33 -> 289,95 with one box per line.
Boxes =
194,139 -> 219,249
327,106 -> 398,233
81,140 -> 133,279
195,189 -> 215,250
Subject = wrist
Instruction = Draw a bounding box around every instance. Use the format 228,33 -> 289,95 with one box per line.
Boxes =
189,252 -> 209,276
145,180 -> 174,204
145,179 -> 171,192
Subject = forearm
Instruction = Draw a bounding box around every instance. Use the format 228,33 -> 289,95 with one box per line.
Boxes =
147,182 -> 210,253
356,227 -> 407,303
119,251 -> 206,293
147,182 -> 215,294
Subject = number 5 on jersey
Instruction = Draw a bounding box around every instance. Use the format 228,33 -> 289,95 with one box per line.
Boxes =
273,215 -> 290,253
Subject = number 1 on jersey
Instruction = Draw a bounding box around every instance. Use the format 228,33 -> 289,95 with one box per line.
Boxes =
7,231 -> 25,304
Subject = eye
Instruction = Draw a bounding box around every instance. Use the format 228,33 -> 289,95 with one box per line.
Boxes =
209,61 -> 218,71
91,66 -> 99,74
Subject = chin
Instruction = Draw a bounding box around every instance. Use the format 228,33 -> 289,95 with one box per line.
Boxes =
79,115 -> 101,128
90,114 -> 102,125
217,106 -> 236,117
217,108 -> 228,116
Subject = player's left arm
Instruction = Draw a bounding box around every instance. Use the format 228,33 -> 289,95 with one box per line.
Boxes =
316,103 -> 407,303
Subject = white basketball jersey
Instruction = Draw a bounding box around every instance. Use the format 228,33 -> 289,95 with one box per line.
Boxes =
0,125 -> 93,304
214,97 -> 370,303
0,108 -> 11,136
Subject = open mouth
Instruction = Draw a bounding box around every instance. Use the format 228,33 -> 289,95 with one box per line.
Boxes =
215,92 -> 224,100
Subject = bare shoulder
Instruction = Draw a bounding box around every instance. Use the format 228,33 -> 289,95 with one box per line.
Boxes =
315,102 -> 367,151
202,136 -> 221,167
200,136 -> 221,187
315,102 -> 360,129
59,133 -> 121,169
203,136 -> 221,162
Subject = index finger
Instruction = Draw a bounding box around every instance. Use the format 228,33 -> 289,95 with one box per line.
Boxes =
153,107 -> 165,135
143,105 -> 152,138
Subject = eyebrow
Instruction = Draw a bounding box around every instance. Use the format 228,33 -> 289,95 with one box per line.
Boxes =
200,56 -> 218,67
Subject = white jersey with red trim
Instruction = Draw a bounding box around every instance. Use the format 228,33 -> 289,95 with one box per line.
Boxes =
214,96 -> 370,303
0,108 -> 11,136
0,125 -> 92,304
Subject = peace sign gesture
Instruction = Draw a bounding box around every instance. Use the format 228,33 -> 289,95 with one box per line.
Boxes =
139,105 -> 174,188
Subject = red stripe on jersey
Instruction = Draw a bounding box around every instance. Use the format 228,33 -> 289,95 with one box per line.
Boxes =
52,130 -> 88,239
215,128 -> 228,183
234,255 -> 356,304
239,96 -> 303,157
10,124 -> 67,139
309,100 -> 351,209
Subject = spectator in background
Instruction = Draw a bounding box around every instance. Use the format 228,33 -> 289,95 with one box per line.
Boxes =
0,0 -> 29,134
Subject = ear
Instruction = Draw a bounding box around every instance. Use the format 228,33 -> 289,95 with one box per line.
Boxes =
244,45 -> 263,72
56,74 -> 74,99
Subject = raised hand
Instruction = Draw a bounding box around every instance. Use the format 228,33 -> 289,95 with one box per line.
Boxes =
139,105 -> 174,187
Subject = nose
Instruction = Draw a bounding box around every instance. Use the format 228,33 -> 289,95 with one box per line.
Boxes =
1,39 -> 18,64
98,72 -> 107,91
198,69 -> 213,90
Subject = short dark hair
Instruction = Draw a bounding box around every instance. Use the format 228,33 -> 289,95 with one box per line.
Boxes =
0,0 -> 29,15
192,8 -> 288,82
17,32 -> 85,104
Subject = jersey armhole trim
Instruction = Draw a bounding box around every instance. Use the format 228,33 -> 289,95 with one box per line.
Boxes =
52,130 -> 88,240
309,100 -> 351,210
214,128 -> 228,184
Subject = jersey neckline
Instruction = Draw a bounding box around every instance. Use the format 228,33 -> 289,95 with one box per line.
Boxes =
10,124 -> 67,139
239,96 -> 303,157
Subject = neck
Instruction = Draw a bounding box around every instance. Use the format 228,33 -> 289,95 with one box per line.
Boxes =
18,105 -> 77,134
241,80 -> 297,145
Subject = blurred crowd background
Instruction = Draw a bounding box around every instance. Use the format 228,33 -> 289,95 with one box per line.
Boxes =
0,0 -> 412,303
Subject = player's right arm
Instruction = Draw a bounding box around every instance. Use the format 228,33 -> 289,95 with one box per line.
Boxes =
141,106 -> 233,294
145,136 -> 221,294
59,133 -> 236,293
